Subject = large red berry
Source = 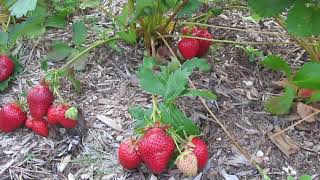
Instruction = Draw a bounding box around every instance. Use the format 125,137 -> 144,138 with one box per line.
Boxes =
118,139 -> 142,170
195,29 -> 213,57
138,127 -> 176,174
27,85 -> 54,118
0,55 -> 15,82
189,137 -> 208,170
0,103 -> 27,132
178,38 -> 200,60
47,105 -> 77,128
25,117 -> 49,137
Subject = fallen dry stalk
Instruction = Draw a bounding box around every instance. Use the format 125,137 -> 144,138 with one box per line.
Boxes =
270,108 -> 320,138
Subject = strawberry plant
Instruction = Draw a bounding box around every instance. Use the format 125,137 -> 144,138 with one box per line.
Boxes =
247,0 -> 320,61
262,55 -> 320,115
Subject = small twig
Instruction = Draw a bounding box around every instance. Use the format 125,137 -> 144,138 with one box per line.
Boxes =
26,38 -> 40,65
270,109 -> 320,138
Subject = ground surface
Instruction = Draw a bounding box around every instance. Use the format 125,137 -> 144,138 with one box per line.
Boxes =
0,3 -> 320,180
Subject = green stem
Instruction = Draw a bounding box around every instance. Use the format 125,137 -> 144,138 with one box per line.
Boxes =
151,95 -> 160,122
4,15 -> 10,32
128,0 -> 136,31
60,37 -> 120,70
162,0 -> 188,32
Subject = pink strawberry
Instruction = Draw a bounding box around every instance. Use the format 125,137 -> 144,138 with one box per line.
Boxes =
27,85 -> 54,118
47,105 -> 78,128
0,55 -> 15,82
25,117 -> 49,137
0,103 -> 27,132
176,150 -> 198,176
194,29 -> 213,57
187,137 -> 208,170
178,38 -> 200,60
138,127 -> 176,174
118,139 -> 142,170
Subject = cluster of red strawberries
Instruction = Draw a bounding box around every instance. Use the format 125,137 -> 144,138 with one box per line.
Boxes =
118,125 -> 208,176
0,56 -> 78,136
178,26 -> 213,60
0,54 -> 15,83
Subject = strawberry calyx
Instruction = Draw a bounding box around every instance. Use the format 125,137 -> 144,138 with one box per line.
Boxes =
65,106 -> 78,121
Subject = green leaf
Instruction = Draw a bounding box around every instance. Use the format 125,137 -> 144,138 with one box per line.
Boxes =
0,79 -> 10,92
287,176 -> 295,180
181,57 -> 211,73
261,55 -> 292,77
293,62 -> 320,89
46,15 -> 67,28
128,106 -> 152,129
168,57 -> 180,73
8,16 -> 45,46
160,104 -> 201,136
137,57 -> 166,96
116,5 -> 129,30
80,0 -> 100,9
286,0 -> 320,37
247,0 -> 294,17
40,58 -> 48,72
136,0 -> 155,17
117,29 -> 137,44
264,86 -> 295,115
66,49 -> 90,71
9,0 -> 38,18
309,91 -> 320,103
47,42 -> 73,62
66,69 -> 82,93
178,0 -> 202,17
72,21 -> 87,46
182,89 -> 217,100
300,175 -> 312,180
0,32 -> 8,46
236,45 -> 263,62
164,69 -> 190,103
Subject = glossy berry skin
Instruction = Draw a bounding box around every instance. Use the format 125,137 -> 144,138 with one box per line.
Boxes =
27,85 -> 54,118
25,117 -> 49,137
178,38 -> 200,60
0,55 -> 15,82
176,150 -> 198,176
118,139 -> 142,170
47,105 -> 77,128
195,29 -> 213,57
138,128 -> 175,174
0,103 -> 27,132
190,137 -> 208,170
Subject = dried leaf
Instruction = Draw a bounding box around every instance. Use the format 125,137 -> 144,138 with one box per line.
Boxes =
96,115 -> 123,131
57,155 -> 72,172
297,102 -> 316,122
268,126 -> 299,157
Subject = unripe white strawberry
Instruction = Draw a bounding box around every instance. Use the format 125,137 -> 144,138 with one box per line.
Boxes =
176,150 -> 198,176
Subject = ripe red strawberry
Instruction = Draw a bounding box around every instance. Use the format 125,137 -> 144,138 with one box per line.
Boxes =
27,85 -> 54,118
0,55 -> 15,82
138,127 -> 176,174
176,150 -> 198,176
178,38 -> 200,60
181,27 -> 190,35
188,137 -> 208,170
195,29 -> 213,57
298,89 -> 315,98
118,139 -> 142,170
0,103 -> 27,132
47,105 -> 78,128
25,117 -> 49,137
